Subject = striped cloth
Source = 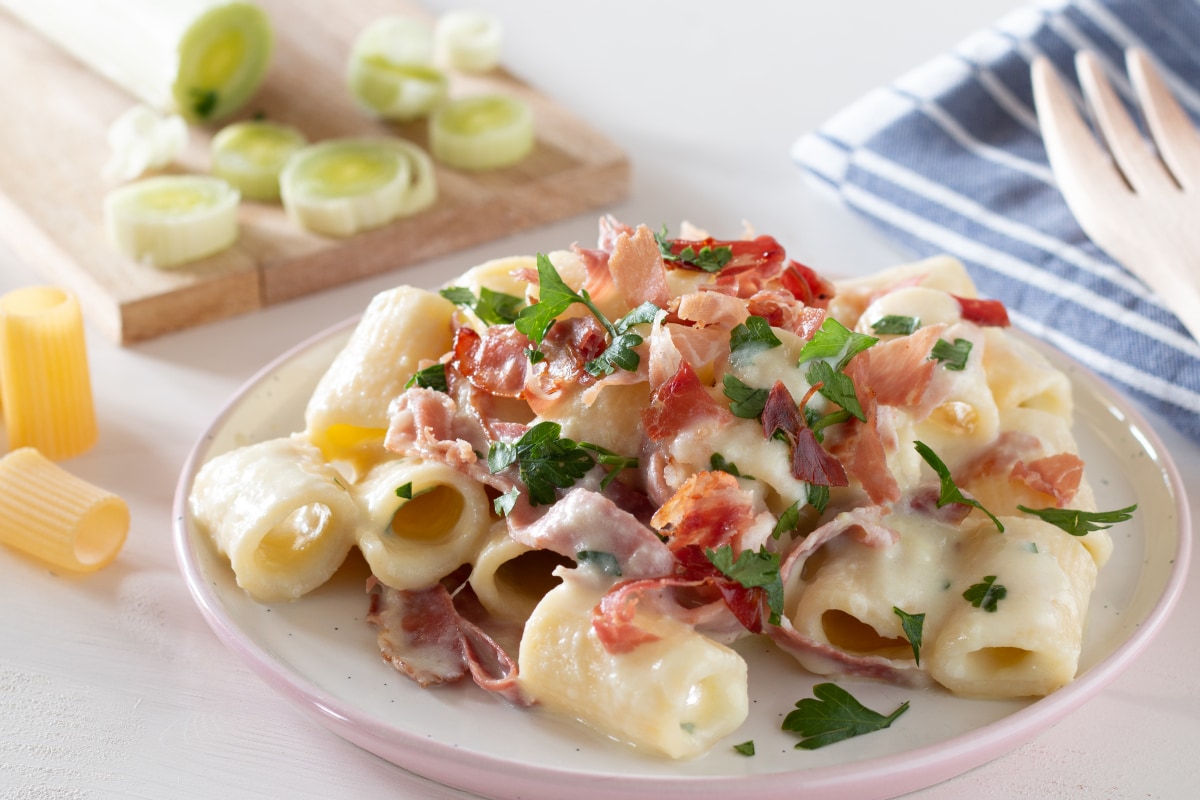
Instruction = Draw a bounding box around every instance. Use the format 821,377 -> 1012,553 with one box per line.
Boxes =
792,0 -> 1200,442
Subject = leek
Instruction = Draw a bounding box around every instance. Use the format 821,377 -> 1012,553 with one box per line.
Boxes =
434,11 -> 503,73
211,119 -> 307,201
428,94 -> 533,171
279,138 -> 436,238
346,16 -> 447,121
0,0 -> 274,122
104,104 -> 189,182
104,175 -> 240,267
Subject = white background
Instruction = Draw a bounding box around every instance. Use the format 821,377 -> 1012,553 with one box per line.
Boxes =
2,1 -> 1197,798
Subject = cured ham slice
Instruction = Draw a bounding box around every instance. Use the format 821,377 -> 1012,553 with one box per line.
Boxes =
367,576 -> 529,704
650,470 -> 758,553
608,225 -> 671,309
1012,453 -> 1084,507
641,361 -> 734,442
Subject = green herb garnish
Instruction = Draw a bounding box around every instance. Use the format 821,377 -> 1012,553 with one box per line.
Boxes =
576,550 -> 622,577
722,374 -> 769,419
729,315 -> 782,366
797,317 -> 877,372
705,544 -> 784,626
963,576 -> 1007,612
782,683 -> 910,750
487,421 -> 595,506
871,315 -> 920,335
439,285 -> 525,325
1016,504 -> 1138,536
732,740 -> 756,756
914,440 -> 1004,532
892,607 -> 925,666
655,225 -> 733,272
404,362 -> 448,392
929,337 -> 973,371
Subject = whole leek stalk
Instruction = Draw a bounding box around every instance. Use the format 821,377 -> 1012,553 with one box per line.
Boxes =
0,0 -> 274,122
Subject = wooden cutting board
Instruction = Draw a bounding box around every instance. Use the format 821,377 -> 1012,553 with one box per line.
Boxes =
0,0 -> 629,344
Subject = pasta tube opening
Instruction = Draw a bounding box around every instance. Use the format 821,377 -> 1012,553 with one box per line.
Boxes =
389,484 -> 464,543
821,610 -> 914,660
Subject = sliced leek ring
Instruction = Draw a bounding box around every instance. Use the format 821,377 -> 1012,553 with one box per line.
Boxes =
428,94 -> 534,171
348,57 -> 448,121
346,15 -> 446,121
104,175 -> 239,267
434,11 -> 503,73
211,120 -> 308,201
103,104 -> 188,182
280,137 -> 437,237
173,1 -> 275,122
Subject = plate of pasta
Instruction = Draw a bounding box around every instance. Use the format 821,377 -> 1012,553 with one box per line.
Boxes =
174,220 -> 1189,800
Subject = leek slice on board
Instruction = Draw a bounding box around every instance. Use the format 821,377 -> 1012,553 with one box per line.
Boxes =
104,175 -> 240,267
0,0 -> 273,122
280,138 -> 436,237
104,104 -> 188,182
346,15 -> 446,120
434,11 -> 503,73
211,120 -> 308,201
429,94 -> 534,171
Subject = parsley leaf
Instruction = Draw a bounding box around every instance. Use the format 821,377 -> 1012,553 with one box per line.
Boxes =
394,482 -> 413,500
772,501 -> 801,539
733,740 -> 756,756
929,337 -> 973,371
710,452 -> 753,479
586,301 -> 659,377
722,374 -> 769,419
655,225 -> 733,272
493,487 -> 519,517
579,442 -> 638,490
1016,504 -> 1138,536
963,576 -> 1007,612
729,315 -> 782,366
514,254 -> 582,346
871,315 -> 920,335
804,359 -> 866,422
807,482 -> 830,515
797,317 -> 877,372
892,607 -> 925,666
487,421 -> 595,506
705,545 -> 784,626
404,363 -> 448,392
576,550 -> 622,577
782,683 -> 910,750
914,440 -> 1004,532
439,285 -> 525,325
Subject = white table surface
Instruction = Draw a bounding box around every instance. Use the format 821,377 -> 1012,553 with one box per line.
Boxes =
2,2 -> 1197,798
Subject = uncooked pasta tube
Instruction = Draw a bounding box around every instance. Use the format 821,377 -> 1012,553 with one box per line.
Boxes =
0,286 -> 98,460
0,448 -> 129,572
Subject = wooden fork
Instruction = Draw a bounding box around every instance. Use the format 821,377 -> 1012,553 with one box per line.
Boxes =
1031,48 -> 1200,341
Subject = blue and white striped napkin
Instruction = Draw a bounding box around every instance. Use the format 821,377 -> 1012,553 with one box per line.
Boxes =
792,0 -> 1200,442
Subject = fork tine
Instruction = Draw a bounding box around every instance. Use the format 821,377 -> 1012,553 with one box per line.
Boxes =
1031,56 -> 1130,203
1074,50 -> 1176,194
1126,47 -> 1200,192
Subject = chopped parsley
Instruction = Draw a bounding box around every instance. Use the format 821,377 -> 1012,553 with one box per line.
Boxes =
487,421 -> 595,506
580,442 -> 638,490
514,254 -> 659,376
772,500 -> 802,539
439,285 -> 525,325
871,315 -> 920,335
394,482 -> 413,500
782,683 -> 909,750
892,607 -> 925,666
404,362 -> 448,392
806,482 -> 830,515
804,359 -> 866,422
732,740 -> 756,756
710,452 -> 753,479
914,440 -> 1004,532
493,486 -> 519,516
729,315 -> 782,366
797,317 -> 877,372
1016,504 -> 1138,537
722,374 -> 769,419
705,544 -> 784,626
963,576 -> 1007,612
929,337 -> 973,371
576,550 -> 622,577
654,225 -> 733,272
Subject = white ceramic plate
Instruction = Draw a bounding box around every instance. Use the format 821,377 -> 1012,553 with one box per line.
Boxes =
172,319 -> 1191,800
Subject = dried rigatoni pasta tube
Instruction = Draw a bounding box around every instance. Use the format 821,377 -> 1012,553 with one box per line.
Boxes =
0,448 -> 129,572
0,286 -> 98,460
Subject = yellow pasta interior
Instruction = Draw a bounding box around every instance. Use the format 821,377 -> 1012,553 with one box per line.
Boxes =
494,549 -> 573,604
389,485 -> 464,542
255,502 -> 336,572
820,610 -> 914,660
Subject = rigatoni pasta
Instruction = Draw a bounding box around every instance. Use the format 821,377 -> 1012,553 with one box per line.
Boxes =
188,220 -> 1133,759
